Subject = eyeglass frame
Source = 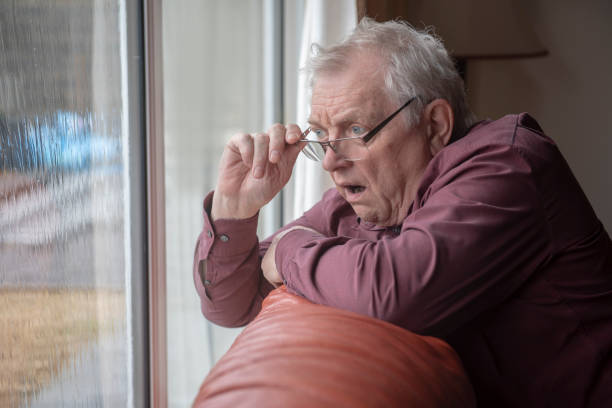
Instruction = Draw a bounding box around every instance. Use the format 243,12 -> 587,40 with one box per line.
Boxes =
298,96 -> 418,161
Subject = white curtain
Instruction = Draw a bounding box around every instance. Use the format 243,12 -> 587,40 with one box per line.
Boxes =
288,0 -> 357,222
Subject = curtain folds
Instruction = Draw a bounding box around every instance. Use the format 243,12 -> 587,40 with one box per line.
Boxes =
288,0 -> 357,223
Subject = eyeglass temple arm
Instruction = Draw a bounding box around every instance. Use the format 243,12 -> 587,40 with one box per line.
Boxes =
362,97 -> 417,143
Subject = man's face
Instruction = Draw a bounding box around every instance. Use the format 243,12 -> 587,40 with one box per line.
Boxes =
309,54 -> 434,226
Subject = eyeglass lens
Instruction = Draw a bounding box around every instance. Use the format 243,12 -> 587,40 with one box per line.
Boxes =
301,138 -> 367,162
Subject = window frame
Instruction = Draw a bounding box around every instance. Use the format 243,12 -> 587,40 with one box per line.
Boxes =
144,0 -> 166,406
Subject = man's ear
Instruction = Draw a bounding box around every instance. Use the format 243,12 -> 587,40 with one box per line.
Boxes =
423,99 -> 454,156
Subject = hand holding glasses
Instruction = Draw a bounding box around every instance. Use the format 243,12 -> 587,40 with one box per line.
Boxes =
298,97 -> 417,161
210,97 -> 417,220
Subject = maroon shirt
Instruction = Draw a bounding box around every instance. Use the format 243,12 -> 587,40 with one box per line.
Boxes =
194,113 -> 612,406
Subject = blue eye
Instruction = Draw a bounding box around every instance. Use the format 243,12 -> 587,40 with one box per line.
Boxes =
312,129 -> 327,141
350,126 -> 366,136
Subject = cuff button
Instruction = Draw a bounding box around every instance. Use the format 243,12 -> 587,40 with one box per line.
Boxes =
219,234 -> 229,242
207,230 -> 213,238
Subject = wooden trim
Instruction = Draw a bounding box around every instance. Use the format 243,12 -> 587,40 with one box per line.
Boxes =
356,0 -> 367,21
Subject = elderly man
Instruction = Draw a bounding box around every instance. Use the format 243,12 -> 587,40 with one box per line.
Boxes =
193,18 -> 612,406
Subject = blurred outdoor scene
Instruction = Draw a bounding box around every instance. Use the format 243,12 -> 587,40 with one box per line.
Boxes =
1,1 -> 131,406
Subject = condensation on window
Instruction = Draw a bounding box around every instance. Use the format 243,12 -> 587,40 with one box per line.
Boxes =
0,1 -> 130,406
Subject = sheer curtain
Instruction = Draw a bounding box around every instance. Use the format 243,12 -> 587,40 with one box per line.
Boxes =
162,1 -> 266,406
162,1 -> 357,406
285,0 -> 357,223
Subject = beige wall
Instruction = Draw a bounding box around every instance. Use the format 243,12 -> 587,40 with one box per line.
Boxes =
467,0 -> 612,231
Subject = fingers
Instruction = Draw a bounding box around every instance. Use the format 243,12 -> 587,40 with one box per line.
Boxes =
231,132 -> 271,178
234,132 -> 254,167
267,123 -> 286,164
283,123 -> 306,162
229,124 -> 306,179
285,123 -> 303,143
252,132 -> 269,178
266,123 -> 305,163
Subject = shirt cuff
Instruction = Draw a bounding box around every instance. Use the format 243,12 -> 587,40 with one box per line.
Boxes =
198,191 -> 259,261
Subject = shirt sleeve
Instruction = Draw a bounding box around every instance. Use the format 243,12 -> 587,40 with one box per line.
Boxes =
275,144 -> 552,337
193,191 -> 326,327
193,191 -> 274,327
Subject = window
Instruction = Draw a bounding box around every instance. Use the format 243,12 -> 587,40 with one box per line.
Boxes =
0,1 -> 147,406
1,1 -> 310,405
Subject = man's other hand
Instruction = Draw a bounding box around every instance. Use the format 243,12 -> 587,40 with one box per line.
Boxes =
211,123 -> 304,220
262,226 -> 321,287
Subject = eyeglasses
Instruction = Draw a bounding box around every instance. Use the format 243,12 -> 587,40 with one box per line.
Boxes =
298,96 -> 417,162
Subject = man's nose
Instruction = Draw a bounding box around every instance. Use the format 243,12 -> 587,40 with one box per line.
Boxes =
322,147 -> 351,172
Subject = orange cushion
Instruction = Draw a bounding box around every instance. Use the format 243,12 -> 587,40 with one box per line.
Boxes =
194,286 -> 475,407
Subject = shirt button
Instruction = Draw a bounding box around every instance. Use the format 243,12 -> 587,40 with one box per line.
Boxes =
207,230 -> 213,238
219,234 -> 229,242
204,279 -> 212,286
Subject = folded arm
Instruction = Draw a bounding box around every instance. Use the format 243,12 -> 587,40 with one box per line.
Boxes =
275,145 -> 551,336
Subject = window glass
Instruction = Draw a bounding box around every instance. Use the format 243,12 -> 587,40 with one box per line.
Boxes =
0,1 -> 144,406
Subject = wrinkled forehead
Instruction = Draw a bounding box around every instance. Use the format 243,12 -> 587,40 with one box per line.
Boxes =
309,64 -> 392,126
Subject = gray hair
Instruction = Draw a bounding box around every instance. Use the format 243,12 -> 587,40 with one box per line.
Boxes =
308,17 -> 476,140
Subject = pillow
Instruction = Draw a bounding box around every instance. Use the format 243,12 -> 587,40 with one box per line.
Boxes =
194,286 -> 475,407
